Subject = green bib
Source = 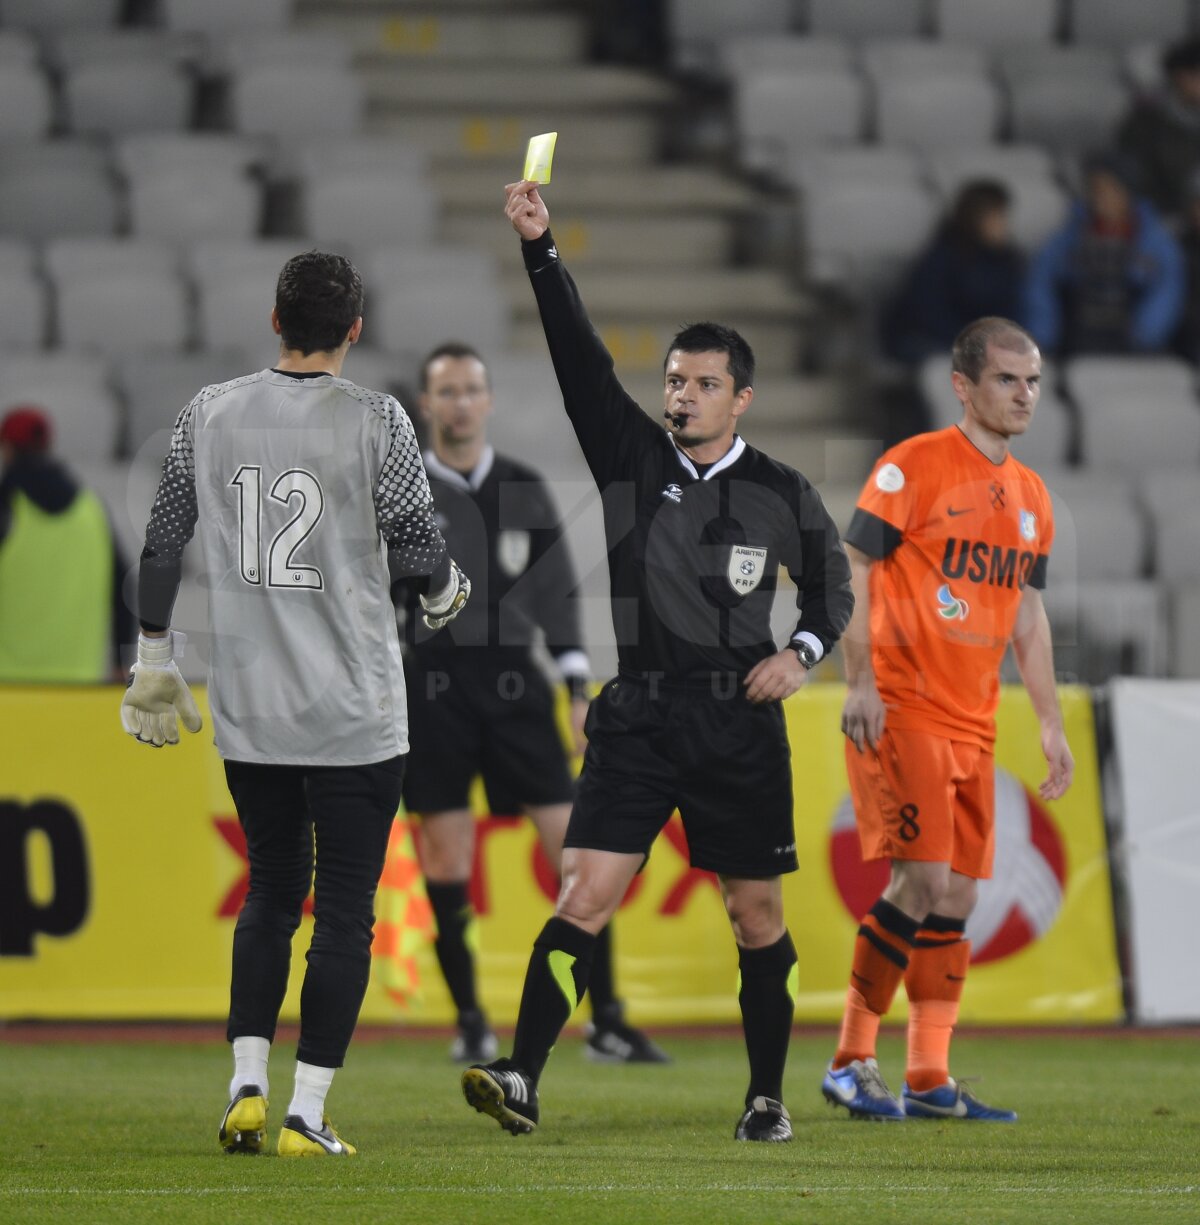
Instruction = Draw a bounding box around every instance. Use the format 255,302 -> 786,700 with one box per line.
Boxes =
0,489 -> 113,682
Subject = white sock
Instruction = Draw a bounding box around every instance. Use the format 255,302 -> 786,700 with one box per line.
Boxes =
229,1036 -> 270,1100
288,1061 -> 336,1129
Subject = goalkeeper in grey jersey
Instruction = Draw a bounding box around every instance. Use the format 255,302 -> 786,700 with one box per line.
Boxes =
120,251 -> 470,1157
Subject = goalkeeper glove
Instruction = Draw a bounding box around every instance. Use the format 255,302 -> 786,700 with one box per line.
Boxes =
420,559 -> 471,630
120,631 -> 203,748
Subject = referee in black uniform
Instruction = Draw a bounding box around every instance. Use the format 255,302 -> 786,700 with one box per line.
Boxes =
398,341 -> 668,1066
460,182 -> 854,1142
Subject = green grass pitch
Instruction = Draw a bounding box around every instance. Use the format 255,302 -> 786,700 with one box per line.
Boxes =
1,1028 -> 1196,1224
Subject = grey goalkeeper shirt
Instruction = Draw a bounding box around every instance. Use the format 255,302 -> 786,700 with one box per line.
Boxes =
138,369 -> 449,766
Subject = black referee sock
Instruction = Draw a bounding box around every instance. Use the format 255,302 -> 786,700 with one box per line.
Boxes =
511,916 -> 596,1083
737,931 -> 798,1106
586,922 -> 617,1014
426,881 -> 480,1018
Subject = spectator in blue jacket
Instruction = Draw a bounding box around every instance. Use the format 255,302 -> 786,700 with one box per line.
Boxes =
882,179 -> 1024,366
1023,152 -> 1185,357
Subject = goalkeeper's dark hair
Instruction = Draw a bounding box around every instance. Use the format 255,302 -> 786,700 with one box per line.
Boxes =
665,322 -> 755,393
275,250 -> 363,356
419,341 -> 490,391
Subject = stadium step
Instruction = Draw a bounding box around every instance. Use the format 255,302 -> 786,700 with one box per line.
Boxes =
361,64 -> 675,110
367,112 -> 663,166
444,214 -> 731,268
296,6 -> 587,63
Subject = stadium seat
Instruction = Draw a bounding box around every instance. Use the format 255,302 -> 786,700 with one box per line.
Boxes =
284,135 -> 428,182
1009,74 -> 1131,154
735,68 -> 867,174
1124,42 -> 1165,92
808,0 -> 923,38
801,177 -> 939,291
872,71 -> 1000,149
338,347 -> 411,399
1042,577 -> 1168,679
47,29 -> 205,71
0,30 -> 38,64
0,259 -> 47,349
782,145 -> 925,195
160,0 -> 293,35
1070,0 -> 1190,48
1169,583 -> 1200,676
1039,470 -> 1148,580
127,169 -> 261,240
300,170 -> 437,249
721,34 -> 853,82
935,0 -> 1059,45
115,133 -> 273,182
115,350 -> 247,456
206,29 -> 355,74
0,64 -> 53,139
0,351 -> 120,462
994,44 -> 1119,90
54,271 -> 191,357
61,61 -> 195,136
229,64 -> 365,141
361,244 -> 500,292
860,37 -> 988,79
45,237 -> 178,284
668,0 -> 792,70
0,162 -> 119,240
0,0 -> 120,31
372,281 -> 510,367
1063,353 -> 1196,407
1076,390 -> 1200,475
1139,470 -> 1200,579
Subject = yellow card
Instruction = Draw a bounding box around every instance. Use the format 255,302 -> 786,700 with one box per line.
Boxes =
523,131 -> 558,184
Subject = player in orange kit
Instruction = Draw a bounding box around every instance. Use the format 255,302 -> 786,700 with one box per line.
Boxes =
821,316 -> 1074,1122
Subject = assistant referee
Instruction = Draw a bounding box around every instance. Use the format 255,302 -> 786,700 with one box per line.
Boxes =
460,181 -> 854,1143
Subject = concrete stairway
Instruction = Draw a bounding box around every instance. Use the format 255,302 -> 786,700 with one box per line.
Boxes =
295,0 -> 834,397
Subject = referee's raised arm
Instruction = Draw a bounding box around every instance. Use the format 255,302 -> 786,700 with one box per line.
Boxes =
503,180 -> 657,485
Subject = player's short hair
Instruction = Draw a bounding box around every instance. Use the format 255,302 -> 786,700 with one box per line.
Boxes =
419,341 -> 490,391
952,317 -> 1038,384
274,250 -> 363,356
665,322 -> 755,393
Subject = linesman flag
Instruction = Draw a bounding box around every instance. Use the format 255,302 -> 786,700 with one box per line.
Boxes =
371,815 -> 433,1009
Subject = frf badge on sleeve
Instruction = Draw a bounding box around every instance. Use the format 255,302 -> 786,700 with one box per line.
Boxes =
497,529 -> 531,577
727,545 -> 768,594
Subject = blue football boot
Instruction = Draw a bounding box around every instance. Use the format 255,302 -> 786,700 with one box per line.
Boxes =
903,1077 -> 1017,1122
821,1057 -> 906,1120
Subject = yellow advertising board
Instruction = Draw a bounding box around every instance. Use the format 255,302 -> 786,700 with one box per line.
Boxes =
0,684 -> 1120,1024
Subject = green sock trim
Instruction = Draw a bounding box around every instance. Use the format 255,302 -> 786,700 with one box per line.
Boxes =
786,962 -> 799,1007
547,949 -> 579,1012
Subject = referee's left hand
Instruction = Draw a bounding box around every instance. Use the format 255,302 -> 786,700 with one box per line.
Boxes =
743,650 -> 810,704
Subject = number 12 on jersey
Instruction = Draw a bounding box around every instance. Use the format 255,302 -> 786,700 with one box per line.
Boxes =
230,465 -> 325,590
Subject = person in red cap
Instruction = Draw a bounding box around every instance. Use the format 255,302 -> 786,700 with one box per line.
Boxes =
0,404 -> 133,681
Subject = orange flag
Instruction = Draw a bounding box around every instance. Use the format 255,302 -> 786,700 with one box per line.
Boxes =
371,814 -> 433,1009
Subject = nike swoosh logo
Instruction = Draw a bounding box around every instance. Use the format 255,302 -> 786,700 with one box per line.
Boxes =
946,507 -> 972,517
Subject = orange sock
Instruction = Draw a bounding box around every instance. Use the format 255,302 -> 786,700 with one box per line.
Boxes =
904,914 -> 970,1092
833,899 -> 918,1068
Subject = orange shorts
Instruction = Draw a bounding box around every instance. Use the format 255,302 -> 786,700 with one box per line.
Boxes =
844,725 -> 995,879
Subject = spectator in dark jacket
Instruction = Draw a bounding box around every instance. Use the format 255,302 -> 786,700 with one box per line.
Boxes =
0,406 -> 133,681
882,180 -> 1024,365
1117,36 -> 1200,224
1023,152 -> 1185,357
1173,169 -> 1200,364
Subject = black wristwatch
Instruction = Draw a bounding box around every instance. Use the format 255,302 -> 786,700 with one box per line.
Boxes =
793,640 -> 819,670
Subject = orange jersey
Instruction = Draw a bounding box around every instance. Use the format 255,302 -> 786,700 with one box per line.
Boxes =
845,426 -> 1054,747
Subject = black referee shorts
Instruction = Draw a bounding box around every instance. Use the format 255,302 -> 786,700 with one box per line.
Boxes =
565,674 -> 799,877
402,651 -> 575,815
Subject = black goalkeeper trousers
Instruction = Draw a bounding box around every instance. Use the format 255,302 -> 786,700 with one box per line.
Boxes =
223,755 -> 405,1068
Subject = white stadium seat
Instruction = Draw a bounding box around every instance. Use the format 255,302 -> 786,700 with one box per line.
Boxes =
0,351 -> 120,462
300,170 -> 436,248
722,34 -> 853,82
54,270 -> 191,357
669,0 -> 792,70
61,60 -> 194,136
736,68 -> 867,174
860,37 -> 988,78
935,0 -> 1058,46
127,170 -> 261,241
160,0 -> 293,35
229,64 -> 364,141
1070,0 -> 1190,48
1139,471 -> 1200,580
808,0 -> 923,38
1009,74 -> 1131,154
873,71 -> 1001,149
0,0 -> 120,32
0,163 -> 119,240
45,238 -> 178,284
0,64 -> 53,138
